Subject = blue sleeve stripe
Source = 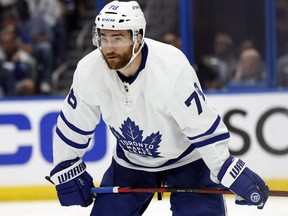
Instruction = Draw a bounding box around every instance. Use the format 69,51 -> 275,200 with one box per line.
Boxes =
60,111 -> 95,135
56,127 -> 90,149
193,132 -> 230,148
187,115 -> 221,141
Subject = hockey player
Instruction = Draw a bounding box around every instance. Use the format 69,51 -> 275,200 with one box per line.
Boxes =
46,1 -> 269,215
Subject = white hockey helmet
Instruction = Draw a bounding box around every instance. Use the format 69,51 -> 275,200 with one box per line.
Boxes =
93,1 -> 146,48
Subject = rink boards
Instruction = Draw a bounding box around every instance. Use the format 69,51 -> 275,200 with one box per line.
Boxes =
0,91 -> 288,200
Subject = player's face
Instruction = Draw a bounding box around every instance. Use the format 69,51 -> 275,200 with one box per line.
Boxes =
99,29 -> 134,70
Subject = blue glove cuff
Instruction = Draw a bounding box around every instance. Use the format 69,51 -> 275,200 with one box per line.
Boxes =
218,156 -> 269,209
218,156 -> 246,187
47,158 -> 94,207
50,158 -> 86,185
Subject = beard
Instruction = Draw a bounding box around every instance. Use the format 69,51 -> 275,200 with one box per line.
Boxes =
102,46 -> 133,70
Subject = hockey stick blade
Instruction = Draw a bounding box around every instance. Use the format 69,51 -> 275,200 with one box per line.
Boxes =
90,187 -> 288,198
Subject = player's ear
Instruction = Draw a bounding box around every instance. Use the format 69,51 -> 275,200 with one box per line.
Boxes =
137,33 -> 143,42
134,34 -> 143,52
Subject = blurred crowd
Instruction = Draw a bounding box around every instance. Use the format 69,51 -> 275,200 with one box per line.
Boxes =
197,33 -> 266,90
159,31 -> 268,91
1,0 -> 288,97
139,0 -> 268,91
141,0 -> 288,91
0,0 -> 86,97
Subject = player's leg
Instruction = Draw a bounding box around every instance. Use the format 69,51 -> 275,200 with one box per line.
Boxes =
90,159 -> 157,216
166,159 -> 227,216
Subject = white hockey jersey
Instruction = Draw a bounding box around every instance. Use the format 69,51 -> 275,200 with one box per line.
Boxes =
53,38 -> 230,181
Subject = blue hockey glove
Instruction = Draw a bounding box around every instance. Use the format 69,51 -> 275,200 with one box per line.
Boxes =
218,156 -> 269,209
46,157 -> 94,207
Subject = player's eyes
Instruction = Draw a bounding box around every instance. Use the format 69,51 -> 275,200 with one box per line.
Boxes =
114,37 -> 123,43
99,36 -> 132,47
100,37 -> 123,44
100,37 -> 108,44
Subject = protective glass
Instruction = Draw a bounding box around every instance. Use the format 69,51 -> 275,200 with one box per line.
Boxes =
92,26 -> 134,48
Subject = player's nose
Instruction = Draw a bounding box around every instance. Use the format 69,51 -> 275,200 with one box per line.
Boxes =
103,45 -> 116,53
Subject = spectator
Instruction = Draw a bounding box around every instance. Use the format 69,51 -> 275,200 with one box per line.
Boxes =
161,33 -> 181,49
0,62 -> 15,96
277,52 -> 288,87
276,7 -> 288,58
144,0 -> 179,41
202,33 -> 237,89
60,0 -> 87,34
161,31 -> 219,91
0,0 -> 17,13
25,0 -> 67,66
239,39 -> 255,51
230,48 -> 266,85
0,26 -> 36,96
194,58 -> 219,90
16,0 -> 54,94
236,38 -> 256,58
276,2 -> 288,88
0,11 -> 34,57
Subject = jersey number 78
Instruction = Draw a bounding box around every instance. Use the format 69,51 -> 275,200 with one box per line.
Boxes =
184,82 -> 205,115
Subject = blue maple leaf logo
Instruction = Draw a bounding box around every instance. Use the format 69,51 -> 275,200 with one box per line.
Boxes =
109,118 -> 162,158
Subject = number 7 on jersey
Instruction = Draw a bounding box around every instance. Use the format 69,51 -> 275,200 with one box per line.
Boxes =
184,82 -> 205,115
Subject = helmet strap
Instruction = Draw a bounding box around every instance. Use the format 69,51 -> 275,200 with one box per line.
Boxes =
118,39 -> 144,71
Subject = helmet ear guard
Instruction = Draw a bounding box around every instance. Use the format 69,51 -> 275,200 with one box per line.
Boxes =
133,29 -> 144,44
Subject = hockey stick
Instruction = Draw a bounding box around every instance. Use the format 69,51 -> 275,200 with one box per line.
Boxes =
90,187 -> 288,197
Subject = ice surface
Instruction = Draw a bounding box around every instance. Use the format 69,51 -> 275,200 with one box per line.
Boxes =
0,196 -> 287,215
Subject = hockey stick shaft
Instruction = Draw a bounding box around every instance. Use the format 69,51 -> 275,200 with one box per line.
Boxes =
90,187 -> 288,197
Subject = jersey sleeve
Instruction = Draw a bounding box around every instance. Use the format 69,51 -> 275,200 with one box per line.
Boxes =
53,69 -> 101,165
169,63 -> 230,182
